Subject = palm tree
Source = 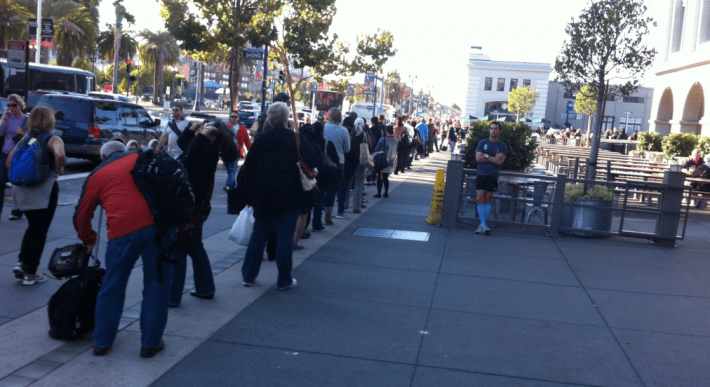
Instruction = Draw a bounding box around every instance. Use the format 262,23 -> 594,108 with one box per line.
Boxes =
54,7 -> 96,66
97,26 -> 138,62
15,0 -> 98,64
0,0 -> 32,57
138,29 -> 179,105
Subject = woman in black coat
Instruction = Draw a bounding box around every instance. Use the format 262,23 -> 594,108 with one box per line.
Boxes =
169,121 -> 238,307
235,102 -> 318,290
310,122 -> 338,230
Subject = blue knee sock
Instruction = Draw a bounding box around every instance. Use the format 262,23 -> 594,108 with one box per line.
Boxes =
478,204 -> 492,226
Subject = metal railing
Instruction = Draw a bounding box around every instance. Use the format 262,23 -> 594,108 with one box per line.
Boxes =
441,160 -> 690,247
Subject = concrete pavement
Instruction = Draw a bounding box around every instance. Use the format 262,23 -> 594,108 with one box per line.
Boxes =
2,149 -> 710,386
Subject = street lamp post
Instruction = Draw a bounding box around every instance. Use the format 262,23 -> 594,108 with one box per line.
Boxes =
624,111 -> 631,134
409,75 -> 417,116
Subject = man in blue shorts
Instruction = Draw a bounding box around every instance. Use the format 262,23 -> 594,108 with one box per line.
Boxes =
475,121 -> 507,235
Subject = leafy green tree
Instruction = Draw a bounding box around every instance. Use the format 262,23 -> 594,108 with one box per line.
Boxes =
384,70 -> 401,106
0,0 -> 32,53
161,0 -> 278,111
507,86 -> 539,120
637,131 -> 662,155
662,133 -> 698,161
138,29 -> 180,104
554,0 -> 656,179
97,27 -> 138,61
574,85 -> 598,134
451,103 -> 461,112
464,121 -> 537,172
71,57 -> 92,71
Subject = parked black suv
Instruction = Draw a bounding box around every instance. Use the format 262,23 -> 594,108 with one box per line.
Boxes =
35,94 -> 161,161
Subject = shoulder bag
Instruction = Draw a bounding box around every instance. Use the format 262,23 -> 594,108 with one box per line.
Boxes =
295,132 -> 317,191
359,133 -> 374,168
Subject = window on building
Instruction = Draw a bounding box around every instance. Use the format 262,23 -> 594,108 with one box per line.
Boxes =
484,77 -> 492,91
563,91 -> 575,99
522,79 -> 531,87
509,79 -> 518,90
671,0 -> 686,53
497,78 -> 505,91
602,116 -> 615,131
622,96 -> 645,103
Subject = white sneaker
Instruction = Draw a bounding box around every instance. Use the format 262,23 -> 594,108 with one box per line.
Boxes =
483,225 -> 491,235
475,224 -> 485,234
23,274 -> 46,286
277,278 -> 297,291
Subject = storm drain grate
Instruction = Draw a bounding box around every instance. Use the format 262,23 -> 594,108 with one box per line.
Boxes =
353,228 -> 430,242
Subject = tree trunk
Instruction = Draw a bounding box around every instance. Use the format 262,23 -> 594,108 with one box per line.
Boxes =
153,52 -> 163,105
586,76 -> 607,180
279,48 -> 299,129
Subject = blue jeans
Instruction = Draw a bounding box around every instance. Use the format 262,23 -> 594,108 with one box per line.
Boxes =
169,240 -> 215,305
241,209 -> 299,288
94,225 -> 176,349
225,159 -> 238,188
323,163 -> 344,213
450,141 -> 457,152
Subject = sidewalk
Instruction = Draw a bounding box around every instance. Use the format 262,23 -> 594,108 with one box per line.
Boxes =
3,150 -> 710,386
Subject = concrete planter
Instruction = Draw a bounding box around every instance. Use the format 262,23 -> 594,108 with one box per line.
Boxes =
561,199 -> 613,238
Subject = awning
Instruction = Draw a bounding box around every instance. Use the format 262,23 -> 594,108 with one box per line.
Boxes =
532,118 -> 551,123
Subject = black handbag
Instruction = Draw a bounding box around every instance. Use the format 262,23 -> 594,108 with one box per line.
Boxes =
48,244 -> 92,280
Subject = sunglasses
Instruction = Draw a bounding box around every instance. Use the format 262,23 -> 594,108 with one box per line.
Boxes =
7,104 -> 18,108
172,109 -> 181,112
230,116 -> 239,118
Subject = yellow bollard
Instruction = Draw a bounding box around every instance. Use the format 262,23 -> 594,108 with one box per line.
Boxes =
426,169 -> 446,225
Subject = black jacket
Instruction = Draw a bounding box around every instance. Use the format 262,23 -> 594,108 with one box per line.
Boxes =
235,127 -> 319,219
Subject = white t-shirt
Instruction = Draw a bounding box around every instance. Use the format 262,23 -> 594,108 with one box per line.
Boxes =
164,118 -> 191,158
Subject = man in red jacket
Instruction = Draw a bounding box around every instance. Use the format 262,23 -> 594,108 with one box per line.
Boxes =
74,146 -> 177,358
224,111 -> 251,190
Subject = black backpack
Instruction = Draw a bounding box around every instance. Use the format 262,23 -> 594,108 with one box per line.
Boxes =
400,131 -> 411,147
132,149 -> 195,281
373,142 -> 390,173
47,265 -> 105,340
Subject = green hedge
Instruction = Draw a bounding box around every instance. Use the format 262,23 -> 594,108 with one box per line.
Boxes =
464,121 -> 537,171
637,132 -> 662,155
662,133 -> 698,161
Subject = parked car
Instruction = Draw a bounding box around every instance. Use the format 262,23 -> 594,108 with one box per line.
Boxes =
35,94 -> 162,161
239,109 -> 260,127
88,92 -> 133,103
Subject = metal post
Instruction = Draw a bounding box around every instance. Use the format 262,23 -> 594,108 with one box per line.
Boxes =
441,159 -> 465,228
573,157 -> 579,180
112,21 -> 122,95
35,0 -> 42,63
261,28 -> 269,114
24,40 -> 30,103
653,171 -> 685,247
549,173 -> 568,237
372,72 -> 377,120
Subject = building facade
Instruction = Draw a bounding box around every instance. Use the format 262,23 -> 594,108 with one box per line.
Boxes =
650,0 -> 710,136
465,47 -> 552,128
545,82 -> 654,133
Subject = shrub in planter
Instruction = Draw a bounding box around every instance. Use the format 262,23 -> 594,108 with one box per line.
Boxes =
564,184 -> 614,201
464,121 -> 537,171
637,132 -> 662,155
662,132 -> 697,161
697,136 -> 710,157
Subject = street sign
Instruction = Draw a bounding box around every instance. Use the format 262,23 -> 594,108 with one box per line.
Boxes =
566,101 -> 574,111
269,82 -> 275,90
312,82 -> 319,92
363,74 -> 376,95
315,91 -> 344,112
29,18 -> 54,48
243,48 -> 263,60
6,41 -> 26,66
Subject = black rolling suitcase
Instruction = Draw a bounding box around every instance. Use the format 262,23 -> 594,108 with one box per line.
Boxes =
47,209 -> 106,340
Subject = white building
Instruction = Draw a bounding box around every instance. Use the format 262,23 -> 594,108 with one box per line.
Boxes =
650,0 -> 710,136
465,47 -> 552,128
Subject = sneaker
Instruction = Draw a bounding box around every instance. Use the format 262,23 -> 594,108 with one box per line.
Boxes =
336,213 -> 347,219
277,278 -> 297,291
23,274 -> 46,286
483,225 -> 491,235
13,262 -> 25,279
475,224 -> 485,235
140,340 -> 165,358
373,194 -> 382,198
243,281 -> 254,287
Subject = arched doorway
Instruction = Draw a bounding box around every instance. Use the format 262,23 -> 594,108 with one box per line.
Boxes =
655,88 -> 673,136
681,83 -> 704,134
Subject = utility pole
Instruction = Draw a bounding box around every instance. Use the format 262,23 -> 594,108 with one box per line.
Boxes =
112,5 -> 125,95
34,0 -> 42,63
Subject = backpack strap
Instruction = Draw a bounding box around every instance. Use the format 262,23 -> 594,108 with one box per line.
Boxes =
167,120 -> 181,137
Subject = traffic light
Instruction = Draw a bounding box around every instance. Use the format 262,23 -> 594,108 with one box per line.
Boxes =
126,59 -> 132,74
279,70 -> 284,85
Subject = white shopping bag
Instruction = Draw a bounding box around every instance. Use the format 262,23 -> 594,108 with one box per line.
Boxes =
228,206 -> 255,246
